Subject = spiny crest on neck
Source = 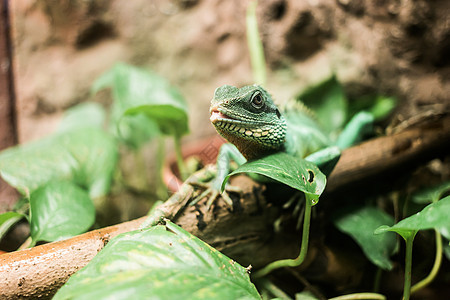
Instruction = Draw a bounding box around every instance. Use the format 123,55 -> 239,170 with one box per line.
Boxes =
210,84 -> 287,160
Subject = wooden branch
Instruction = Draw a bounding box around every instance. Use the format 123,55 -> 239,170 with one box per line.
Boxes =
0,114 -> 449,299
326,114 -> 450,194
0,218 -> 146,299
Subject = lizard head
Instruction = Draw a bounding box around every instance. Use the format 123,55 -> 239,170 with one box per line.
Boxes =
210,85 -> 287,160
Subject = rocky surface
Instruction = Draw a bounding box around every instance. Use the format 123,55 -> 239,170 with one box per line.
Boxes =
10,0 -> 449,143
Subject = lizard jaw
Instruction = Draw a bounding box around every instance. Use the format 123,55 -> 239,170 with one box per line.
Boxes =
210,107 -> 235,123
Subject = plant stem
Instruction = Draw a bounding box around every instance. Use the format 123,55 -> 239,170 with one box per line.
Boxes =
255,278 -> 291,299
246,0 -> 266,87
18,236 -> 33,250
253,195 -> 313,278
156,137 -> 167,200
402,233 -> 416,300
372,268 -> 382,293
134,148 -> 149,190
411,229 -> 442,294
173,135 -> 187,181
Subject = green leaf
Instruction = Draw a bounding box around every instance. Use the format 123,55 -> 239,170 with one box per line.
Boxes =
54,220 -> 260,300
124,104 -> 188,137
30,181 -> 95,244
57,102 -> 106,133
334,206 -> 397,270
223,152 -> 326,200
375,196 -> 450,240
298,76 -> 347,137
0,212 -> 25,241
59,128 -> 118,198
0,128 -> 118,198
347,94 -> 397,122
412,181 -> 450,204
369,95 -> 397,120
114,114 -> 159,149
93,63 -> 189,141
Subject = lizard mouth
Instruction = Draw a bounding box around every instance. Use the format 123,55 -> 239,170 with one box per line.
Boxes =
210,107 -> 236,123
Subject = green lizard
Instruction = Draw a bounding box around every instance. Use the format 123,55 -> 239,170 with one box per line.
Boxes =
203,84 -> 374,205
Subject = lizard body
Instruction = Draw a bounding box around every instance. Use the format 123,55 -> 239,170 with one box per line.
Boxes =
203,84 -> 373,205
210,84 -> 333,165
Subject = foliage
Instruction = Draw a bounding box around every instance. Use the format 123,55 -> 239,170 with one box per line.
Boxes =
0,128 -> 117,199
53,220 -> 259,300
334,206 -> 397,270
0,63 -> 189,246
92,63 -> 189,144
223,152 -> 326,202
376,196 -> 450,238
375,193 -> 450,300
92,62 -> 189,179
29,181 -> 95,246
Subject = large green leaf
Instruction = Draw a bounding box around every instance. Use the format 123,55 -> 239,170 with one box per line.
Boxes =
59,128 -> 118,198
30,181 -> 95,244
375,196 -> 450,240
223,152 -> 326,200
93,63 -> 189,141
54,220 -> 260,300
0,128 -> 118,198
114,113 -> 159,149
334,206 -> 397,270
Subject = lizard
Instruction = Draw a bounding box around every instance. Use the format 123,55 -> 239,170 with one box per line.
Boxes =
198,84 -> 374,207
143,83 -> 373,227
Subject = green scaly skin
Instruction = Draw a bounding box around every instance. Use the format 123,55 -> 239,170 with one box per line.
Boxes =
203,84 -> 373,207
210,85 -> 339,169
210,85 -> 287,160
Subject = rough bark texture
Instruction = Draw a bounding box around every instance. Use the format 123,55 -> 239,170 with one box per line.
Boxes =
1,114 -> 449,299
0,217 -> 146,299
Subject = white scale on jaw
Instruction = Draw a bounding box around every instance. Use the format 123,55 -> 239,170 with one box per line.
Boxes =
210,108 -> 279,143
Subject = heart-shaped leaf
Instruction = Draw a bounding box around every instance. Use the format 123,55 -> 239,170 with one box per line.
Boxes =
223,152 -> 326,201
30,181 -> 95,245
334,206 -> 397,270
375,196 -> 450,240
0,128 -> 118,198
93,63 -> 189,142
53,220 -> 260,300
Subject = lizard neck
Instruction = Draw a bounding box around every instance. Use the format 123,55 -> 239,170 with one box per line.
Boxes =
217,128 -> 283,160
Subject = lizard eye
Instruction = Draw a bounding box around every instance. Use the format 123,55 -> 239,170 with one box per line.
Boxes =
251,92 -> 264,109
